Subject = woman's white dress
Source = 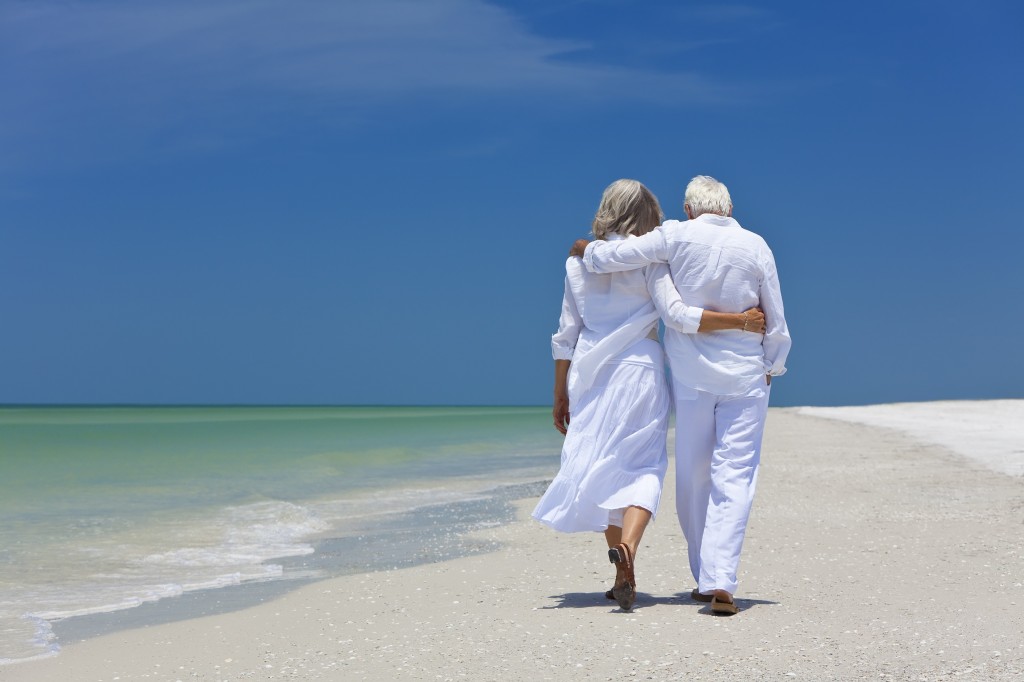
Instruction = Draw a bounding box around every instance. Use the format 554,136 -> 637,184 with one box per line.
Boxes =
532,236 -> 703,533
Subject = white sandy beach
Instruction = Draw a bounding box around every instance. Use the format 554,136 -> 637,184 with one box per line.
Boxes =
799,400 -> 1024,477
6,402 -> 1024,681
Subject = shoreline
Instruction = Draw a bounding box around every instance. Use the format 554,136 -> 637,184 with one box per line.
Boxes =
6,405 -> 1024,680
0,403 -> 561,666
44,479 -> 550,653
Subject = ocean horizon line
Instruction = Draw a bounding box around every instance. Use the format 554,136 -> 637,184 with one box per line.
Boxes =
0,397 -> 1017,410
0,402 -> 551,409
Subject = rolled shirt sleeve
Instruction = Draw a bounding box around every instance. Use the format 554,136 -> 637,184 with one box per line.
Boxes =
550,264 -> 583,360
645,263 -> 704,334
583,227 -> 670,273
759,249 -> 792,376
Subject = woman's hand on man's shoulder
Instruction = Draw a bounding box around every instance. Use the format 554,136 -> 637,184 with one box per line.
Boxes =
569,239 -> 590,258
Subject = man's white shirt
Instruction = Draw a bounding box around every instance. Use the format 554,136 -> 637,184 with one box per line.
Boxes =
583,213 -> 791,396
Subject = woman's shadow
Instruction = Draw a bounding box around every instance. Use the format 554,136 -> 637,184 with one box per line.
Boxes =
540,591 -> 778,613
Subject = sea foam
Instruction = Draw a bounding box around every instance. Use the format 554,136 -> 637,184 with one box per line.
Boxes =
0,499 -> 329,665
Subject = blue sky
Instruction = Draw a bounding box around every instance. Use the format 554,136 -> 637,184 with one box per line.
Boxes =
1,0 -> 1021,407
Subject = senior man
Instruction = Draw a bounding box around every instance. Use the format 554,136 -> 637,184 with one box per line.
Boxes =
576,175 -> 791,614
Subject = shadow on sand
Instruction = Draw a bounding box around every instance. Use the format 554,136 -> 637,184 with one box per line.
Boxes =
540,591 -> 779,614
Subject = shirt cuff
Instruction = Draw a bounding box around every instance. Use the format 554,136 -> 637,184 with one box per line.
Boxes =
765,362 -> 787,377
680,307 -> 703,335
581,242 -> 597,273
552,345 -> 575,360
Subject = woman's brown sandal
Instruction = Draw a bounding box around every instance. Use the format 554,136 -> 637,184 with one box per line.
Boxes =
605,561 -> 627,599
608,543 -> 636,611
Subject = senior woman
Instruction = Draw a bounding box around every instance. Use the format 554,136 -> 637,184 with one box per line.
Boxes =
532,179 -> 764,611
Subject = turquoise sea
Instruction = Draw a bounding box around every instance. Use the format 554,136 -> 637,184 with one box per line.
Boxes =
0,406 -> 561,665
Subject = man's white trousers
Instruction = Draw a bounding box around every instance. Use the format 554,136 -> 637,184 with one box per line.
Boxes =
673,379 -> 770,595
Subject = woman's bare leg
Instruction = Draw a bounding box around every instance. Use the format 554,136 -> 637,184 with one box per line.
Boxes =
604,525 -> 622,549
605,525 -> 624,586
621,505 -> 652,558
605,507 -> 651,611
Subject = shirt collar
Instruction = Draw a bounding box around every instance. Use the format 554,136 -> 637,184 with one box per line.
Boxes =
693,213 -> 736,227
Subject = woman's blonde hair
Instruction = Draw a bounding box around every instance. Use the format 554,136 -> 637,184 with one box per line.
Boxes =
592,179 -> 664,240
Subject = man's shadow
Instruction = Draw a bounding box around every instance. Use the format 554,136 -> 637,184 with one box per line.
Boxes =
540,591 -> 778,613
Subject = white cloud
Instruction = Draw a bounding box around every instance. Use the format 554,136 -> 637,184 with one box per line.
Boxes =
0,0 -> 730,171
6,1 -> 585,92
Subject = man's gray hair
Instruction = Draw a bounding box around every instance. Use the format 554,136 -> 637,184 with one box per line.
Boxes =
592,179 -> 664,240
684,175 -> 732,217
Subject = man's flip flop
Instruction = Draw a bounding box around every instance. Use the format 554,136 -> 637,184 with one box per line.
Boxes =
690,589 -> 713,603
711,594 -> 739,615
